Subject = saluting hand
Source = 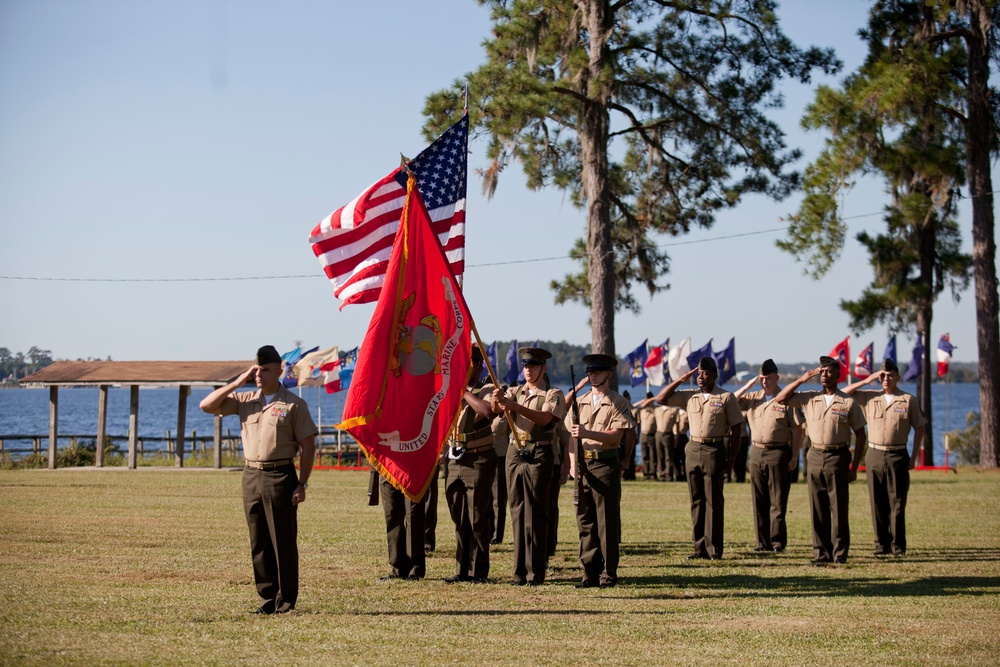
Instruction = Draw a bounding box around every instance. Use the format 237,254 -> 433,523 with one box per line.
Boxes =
797,367 -> 821,384
680,368 -> 697,382
237,365 -> 259,386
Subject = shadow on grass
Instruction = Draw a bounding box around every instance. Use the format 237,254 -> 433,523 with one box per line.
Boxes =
623,573 -> 1000,598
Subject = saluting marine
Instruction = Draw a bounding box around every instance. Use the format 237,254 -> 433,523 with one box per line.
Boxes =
649,356 -> 743,560
735,359 -> 803,553
775,356 -> 867,564
843,358 -> 926,557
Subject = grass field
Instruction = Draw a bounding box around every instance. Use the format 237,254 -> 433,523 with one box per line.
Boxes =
1,467 -> 998,666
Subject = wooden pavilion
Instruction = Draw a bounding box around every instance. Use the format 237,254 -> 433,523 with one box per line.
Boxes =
19,360 -> 252,469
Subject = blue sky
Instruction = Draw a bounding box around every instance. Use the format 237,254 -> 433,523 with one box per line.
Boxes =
0,0 -> 984,365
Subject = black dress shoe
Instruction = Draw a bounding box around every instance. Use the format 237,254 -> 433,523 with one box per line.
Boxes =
752,546 -> 770,553
509,579 -> 527,586
773,545 -> 785,553
810,556 -> 831,565
575,580 -> 599,589
443,575 -> 470,583
407,573 -> 424,581
470,577 -> 488,584
250,604 -> 275,615
893,551 -> 906,558
685,553 -> 708,560
490,539 -> 501,545
378,573 -> 403,581
708,555 -> 721,561
599,580 -> 617,588
833,557 -> 847,564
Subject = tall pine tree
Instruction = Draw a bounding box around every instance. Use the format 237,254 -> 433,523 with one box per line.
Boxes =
779,1 -> 973,465
423,0 -> 838,361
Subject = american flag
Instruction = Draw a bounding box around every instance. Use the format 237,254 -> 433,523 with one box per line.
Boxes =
309,116 -> 468,308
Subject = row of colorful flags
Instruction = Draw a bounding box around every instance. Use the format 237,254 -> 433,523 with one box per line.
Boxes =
845,333 -> 956,382
278,345 -> 358,394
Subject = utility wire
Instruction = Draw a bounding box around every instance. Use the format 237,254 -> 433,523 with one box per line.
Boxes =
0,192 -> 991,283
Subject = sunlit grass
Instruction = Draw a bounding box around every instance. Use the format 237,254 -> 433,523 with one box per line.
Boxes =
1,467 -> 998,666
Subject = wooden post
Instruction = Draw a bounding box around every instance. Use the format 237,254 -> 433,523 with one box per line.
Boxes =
48,386 -> 58,469
96,385 -> 108,467
175,385 -> 189,468
213,415 -> 223,469
127,385 -> 139,469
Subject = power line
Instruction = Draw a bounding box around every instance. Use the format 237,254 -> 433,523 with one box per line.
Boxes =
1,191 -> 992,283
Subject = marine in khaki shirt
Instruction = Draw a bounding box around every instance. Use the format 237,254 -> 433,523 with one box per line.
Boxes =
200,345 -> 317,615
775,356 -> 867,564
565,354 -> 635,587
843,358 -> 926,557
648,356 -> 743,560
735,358 -> 803,552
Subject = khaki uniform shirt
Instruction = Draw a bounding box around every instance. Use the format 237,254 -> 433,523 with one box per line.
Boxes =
853,390 -> 927,445
219,386 -> 318,462
678,410 -> 689,434
787,391 -> 866,445
451,383 -> 496,448
565,389 -> 636,453
739,390 -> 802,444
491,415 -> 510,455
666,388 -> 743,439
504,383 -> 566,444
638,404 -> 657,434
653,405 -> 679,433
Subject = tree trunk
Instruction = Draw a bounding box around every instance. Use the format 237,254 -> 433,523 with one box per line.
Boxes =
916,309 -> 933,466
965,2 -> 1000,468
580,0 -> 616,365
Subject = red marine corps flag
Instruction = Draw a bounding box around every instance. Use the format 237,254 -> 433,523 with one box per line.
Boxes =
337,175 -> 473,501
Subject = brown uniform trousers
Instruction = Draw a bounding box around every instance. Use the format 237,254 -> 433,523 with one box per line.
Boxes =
577,455 -> 622,585
424,465 -> 439,553
866,448 -> 910,554
507,443 -> 554,584
381,476 -> 427,579
807,447 -> 852,561
685,441 -> 727,558
243,464 -> 299,613
748,445 -> 792,550
641,430 -> 657,478
445,448 -> 498,579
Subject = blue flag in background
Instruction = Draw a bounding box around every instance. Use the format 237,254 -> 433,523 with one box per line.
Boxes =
901,339 -> 923,382
626,340 -> 648,386
883,335 -> 897,367
713,337 -> 736,385
339,347 -> 358,390
479,341 -> 498,383
503,340 -> 519,385
686,339 -> 714,374
281,346 -> 317,388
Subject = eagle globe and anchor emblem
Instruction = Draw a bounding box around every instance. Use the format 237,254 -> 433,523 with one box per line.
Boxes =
390,292 -> 443,378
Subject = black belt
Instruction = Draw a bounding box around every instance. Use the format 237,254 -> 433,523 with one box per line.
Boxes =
455,426 -> 493,443
245,458 -> 293,469
582,448 -> 619,460
812,442 -> 849,451
753,442 -> 789,450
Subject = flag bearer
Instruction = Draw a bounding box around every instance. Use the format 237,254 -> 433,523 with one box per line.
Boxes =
491,347 -> 565,586
443,346 -> 498,583
566,354 -> 636,588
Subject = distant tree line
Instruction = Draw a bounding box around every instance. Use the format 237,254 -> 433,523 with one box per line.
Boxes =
1,347 -> 54,383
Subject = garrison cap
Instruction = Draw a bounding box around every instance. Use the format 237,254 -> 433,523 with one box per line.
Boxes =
583,353 -> 618,371
760,358 -> 778,376
256,345 -> 281,366
623,390 -> 631,400
519,347 -> 552,363
697,356 -> 717,372
880,358 -> 899,373
819,355 -> 840,369
471,345 -> 484,363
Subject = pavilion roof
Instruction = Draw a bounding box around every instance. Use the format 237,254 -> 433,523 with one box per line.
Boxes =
18,360 -> 253,387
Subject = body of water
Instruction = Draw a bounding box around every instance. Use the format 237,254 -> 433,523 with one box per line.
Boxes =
0,382 -> 981,465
